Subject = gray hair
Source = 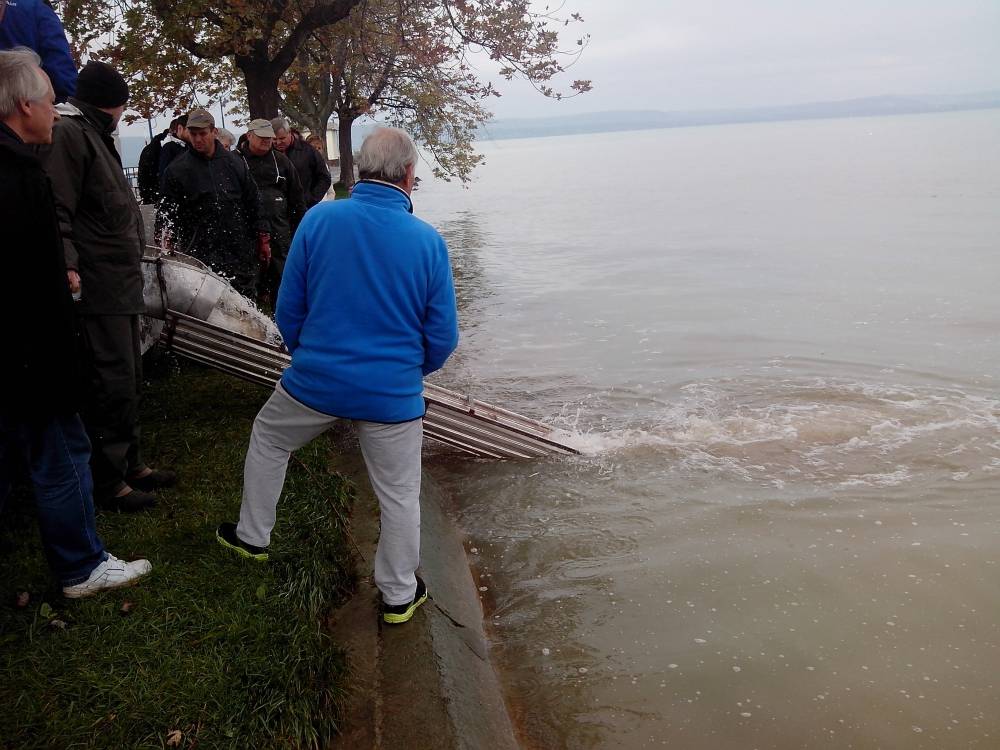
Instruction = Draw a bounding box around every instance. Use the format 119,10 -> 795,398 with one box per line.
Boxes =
216,127 -> 236,147
270,117 -> 289,134
358,127 -> 418,184
0,48 -> 49,120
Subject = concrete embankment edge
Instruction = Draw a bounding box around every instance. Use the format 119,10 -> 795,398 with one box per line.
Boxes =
328,453 -> 520,750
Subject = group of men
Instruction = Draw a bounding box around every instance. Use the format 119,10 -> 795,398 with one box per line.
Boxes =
1,46 -> 459,624
149,109 -> 331,303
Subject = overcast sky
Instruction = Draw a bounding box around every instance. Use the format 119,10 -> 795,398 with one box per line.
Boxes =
122,0 -> 1000,136
477,0 -> 1000,118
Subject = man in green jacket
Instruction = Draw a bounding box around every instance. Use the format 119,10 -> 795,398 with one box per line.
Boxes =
238,118 -> 304,305
40,60 -> 174,511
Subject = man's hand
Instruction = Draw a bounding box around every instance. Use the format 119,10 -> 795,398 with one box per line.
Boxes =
257,232 -> 272,270
67,270 -> 81,298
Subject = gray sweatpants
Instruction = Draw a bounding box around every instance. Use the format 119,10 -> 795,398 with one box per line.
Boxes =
237,383 -> 423,606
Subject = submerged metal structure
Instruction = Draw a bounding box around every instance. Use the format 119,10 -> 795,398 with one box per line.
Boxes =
141,252 -> 578,459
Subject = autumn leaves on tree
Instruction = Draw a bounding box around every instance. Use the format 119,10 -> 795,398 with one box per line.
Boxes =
61,0 -> 591,182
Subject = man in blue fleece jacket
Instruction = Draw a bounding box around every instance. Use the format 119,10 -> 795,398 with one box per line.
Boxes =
0,0 -> 77,101
218,127 -> 459,625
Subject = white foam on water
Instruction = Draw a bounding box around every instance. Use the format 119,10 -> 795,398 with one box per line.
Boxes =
551,377 -> 1000,487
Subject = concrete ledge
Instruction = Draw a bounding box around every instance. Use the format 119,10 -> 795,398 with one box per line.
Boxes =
328,449 -> 519,750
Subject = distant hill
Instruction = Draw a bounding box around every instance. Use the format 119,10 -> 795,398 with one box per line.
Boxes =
477,91 -> 1000,141
117,91 -> 1000,167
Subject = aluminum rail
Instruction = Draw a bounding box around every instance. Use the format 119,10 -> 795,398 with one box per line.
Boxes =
160,310 -> 579,459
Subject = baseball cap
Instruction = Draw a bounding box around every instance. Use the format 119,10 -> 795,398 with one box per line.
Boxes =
247,118 -> 276,137
186,107 -> 215,129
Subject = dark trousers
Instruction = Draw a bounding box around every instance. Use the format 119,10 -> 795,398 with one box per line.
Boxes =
0,412 -> 108,585
77,314 -> 144,499
256,238 -> 289,306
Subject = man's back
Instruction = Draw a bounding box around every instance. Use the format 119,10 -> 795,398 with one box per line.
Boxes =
276,180 -> 458,423
0,125 -> 81,417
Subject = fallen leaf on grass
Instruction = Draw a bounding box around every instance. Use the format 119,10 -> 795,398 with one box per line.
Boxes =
39,602 -> 54,619
120,601 -> 134,616
166,729 -> 183,746
49,619 -> 67,630
15,592 -> 29,608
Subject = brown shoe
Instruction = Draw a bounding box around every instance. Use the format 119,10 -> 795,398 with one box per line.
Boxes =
102,487 -> 157,512
127,468 -> 177,492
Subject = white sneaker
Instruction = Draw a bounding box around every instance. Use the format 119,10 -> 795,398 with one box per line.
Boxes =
62,554 -> 152,599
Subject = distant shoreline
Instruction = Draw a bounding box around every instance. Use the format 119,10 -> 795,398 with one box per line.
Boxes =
118,94 -> 1000,167
476,94 -> 1000,142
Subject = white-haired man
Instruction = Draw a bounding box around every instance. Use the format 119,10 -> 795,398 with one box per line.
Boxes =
0,48 -> 151,596
218,128 -> 458,625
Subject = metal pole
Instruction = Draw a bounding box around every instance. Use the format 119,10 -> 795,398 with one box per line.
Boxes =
148,118 -> 153,139
219,100 -> 226,129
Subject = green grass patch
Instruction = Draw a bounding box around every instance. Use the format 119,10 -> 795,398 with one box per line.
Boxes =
0,358 -> 358,749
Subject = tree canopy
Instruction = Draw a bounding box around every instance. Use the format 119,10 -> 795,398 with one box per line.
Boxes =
63,0 -> 364,117
281,0 -> 590,183
61,0 -> 590,181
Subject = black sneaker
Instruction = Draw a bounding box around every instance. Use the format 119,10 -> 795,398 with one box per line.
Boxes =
382,575 -> 428,624
127,468 -> 177,492
101,487 -> 157,512
216,522 -> 269,561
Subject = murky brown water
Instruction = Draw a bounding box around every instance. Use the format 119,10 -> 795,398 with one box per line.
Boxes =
417,110 -> 1000,749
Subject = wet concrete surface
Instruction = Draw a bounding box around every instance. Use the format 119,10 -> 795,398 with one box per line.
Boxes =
328,447 -> 518,750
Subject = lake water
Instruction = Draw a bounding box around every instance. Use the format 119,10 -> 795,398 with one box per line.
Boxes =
415,111 -> 1000,749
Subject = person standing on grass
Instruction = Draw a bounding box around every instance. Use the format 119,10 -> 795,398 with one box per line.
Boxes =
217,127 -> 459,625
0,48 -> 151,596
238,118 -> 304,306
271,117 -> 331,208
159,107 -> 263,299
40,59 -> 175,512
157,113 -> 188,182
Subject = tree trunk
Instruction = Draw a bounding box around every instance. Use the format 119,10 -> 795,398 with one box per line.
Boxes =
338,113 -> 356,187
237,57 -> 282,119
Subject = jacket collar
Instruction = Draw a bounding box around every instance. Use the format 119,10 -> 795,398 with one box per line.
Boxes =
62,98 -> 115,134
191,140 -> 227,161
0,120 -> 24,145
0,121 -> 40,166
352,179 -> 413,214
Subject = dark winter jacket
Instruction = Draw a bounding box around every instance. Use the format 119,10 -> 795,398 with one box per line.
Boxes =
0,0 -> 77,101
157,135 -> 186,182
0,122 -> 82,417
283,136 -> 331,208
159,140 -> 261,277
39,99 -> 145,316
137,129 -> 167,204
237,144 -> 305,251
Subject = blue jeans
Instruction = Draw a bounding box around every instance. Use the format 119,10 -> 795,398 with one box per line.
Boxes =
0,412 -> 107,586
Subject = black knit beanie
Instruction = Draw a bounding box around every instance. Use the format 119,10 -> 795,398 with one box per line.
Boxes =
75,61 -> 130,108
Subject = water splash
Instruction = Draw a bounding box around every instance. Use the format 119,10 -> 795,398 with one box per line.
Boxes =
551,377 -> 1000,487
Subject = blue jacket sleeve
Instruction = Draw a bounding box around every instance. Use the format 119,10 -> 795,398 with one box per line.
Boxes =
275,227 -> 309,354
421,238 -> 459,375
34,2 -> 77,101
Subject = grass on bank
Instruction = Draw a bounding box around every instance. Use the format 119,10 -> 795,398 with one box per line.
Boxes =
0,358 -> 358,750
